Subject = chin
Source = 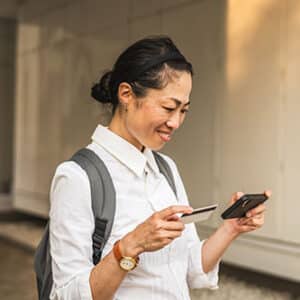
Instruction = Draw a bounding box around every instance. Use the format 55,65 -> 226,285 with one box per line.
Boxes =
140,135 -> 166,151
146,141 -> 165,151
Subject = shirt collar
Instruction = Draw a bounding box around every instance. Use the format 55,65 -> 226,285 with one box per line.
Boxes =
91,125 -> 159,177
143,148 -> 160,175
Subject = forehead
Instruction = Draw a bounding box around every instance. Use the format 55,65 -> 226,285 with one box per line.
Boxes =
148,71 -> 192,104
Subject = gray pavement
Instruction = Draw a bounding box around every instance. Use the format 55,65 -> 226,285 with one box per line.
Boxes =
0,240 -> 37,299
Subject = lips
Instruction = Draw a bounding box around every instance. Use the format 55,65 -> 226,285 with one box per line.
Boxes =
157,130 -> 172,142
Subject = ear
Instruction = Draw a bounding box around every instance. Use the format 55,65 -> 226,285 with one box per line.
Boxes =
118,82 -> 134,106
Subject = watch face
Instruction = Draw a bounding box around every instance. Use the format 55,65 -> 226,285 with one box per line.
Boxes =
120,258 -> 136,271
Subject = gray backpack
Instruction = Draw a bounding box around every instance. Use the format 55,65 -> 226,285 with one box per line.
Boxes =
34,148 -> 177,300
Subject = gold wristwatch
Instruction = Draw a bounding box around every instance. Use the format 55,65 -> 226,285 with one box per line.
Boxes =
113,240 -> 139,271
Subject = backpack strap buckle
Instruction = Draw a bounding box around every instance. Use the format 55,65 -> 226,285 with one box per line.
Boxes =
92,217 -> 108,264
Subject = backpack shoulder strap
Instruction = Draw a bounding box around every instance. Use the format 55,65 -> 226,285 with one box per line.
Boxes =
71,148 -> 116,264
152,151 -> 177,198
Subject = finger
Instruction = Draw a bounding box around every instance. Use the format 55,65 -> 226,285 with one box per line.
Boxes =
251,212 -> 264,220
156,229 -> 183,240
238,224 -> 258,232
246,204 -> 266,217
166,214 -> 180,221
243,220 -> 264,228
239,215 -> 264,226
238,217 -> 248,225
162,220 -> 185,231
158,205 -> 193,220
230,191 -> 244,205
264,190 -> 272,198
246,204 -> 266,218
239,219 -> 257,227
253,217 -> 264,226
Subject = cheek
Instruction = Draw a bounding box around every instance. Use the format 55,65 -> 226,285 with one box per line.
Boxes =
138,106 -> 166,128
180,113 -> 187,124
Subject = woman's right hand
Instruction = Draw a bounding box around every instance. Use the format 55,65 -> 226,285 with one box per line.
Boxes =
119,205 -> 193,257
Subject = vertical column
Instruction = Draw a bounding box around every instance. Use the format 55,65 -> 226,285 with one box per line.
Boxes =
0,18 -> 16,210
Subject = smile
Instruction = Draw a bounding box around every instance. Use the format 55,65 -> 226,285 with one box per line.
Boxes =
157,131 -> 172,142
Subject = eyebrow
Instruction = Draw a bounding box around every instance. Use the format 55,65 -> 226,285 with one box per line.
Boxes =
169,97 -> 191,107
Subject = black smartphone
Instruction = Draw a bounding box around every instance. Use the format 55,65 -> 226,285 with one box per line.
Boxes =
221,193 -> 269,219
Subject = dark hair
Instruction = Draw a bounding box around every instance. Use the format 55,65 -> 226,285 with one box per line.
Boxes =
91,35 -> 193,113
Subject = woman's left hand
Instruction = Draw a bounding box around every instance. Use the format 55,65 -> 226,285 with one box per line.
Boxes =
223,190 -> 271,235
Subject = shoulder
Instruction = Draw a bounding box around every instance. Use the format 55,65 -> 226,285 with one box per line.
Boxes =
53,160 -> 89,184
52,145 -> 106,184
50,159 -> 90,203
49,160 -> 93,220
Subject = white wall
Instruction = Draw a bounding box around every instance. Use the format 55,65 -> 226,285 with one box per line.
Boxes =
14,0 -> 300,281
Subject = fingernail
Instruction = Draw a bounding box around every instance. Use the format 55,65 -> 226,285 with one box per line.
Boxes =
246,212 -> 251,218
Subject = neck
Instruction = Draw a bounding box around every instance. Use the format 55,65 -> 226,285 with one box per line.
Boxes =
108,110 -> 143,151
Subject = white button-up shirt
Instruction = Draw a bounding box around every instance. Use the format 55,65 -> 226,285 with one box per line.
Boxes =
49,125 -> 219,300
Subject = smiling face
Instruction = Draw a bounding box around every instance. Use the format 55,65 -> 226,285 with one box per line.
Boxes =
109,70 -> 192,151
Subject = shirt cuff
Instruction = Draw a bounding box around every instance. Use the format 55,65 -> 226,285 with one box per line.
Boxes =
77,270 -> 93,300
51,269 -> 93,300
187,239 -> 220,290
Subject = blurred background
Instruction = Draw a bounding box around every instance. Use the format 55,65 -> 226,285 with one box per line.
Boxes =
0,0 -> 300,299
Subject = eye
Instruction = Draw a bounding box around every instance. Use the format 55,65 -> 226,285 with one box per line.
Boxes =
163,106 -> 176,112
181,108 -> 189,114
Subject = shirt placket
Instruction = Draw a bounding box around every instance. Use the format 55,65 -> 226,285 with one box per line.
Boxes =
143,166 -> 161,212
144,166 -> 188,300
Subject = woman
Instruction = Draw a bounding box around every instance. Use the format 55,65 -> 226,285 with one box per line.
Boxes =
49,36 -> 269,300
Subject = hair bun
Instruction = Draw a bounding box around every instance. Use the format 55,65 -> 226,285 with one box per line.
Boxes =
91,71 -> 113,103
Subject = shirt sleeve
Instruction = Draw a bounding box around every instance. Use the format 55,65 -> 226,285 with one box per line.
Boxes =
49,161 -> 94,300
160,154 -> 219,290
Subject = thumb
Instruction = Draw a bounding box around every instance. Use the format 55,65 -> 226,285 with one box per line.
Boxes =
230,191 -> 244,204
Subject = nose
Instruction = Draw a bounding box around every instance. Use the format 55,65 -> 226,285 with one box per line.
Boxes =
166,112 -> 182,130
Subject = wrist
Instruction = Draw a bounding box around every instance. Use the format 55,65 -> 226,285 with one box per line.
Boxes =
119,233 -> 144,258
220,222 -> 240,241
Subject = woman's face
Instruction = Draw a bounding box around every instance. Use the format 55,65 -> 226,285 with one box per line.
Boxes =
121,71 -> 192,151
